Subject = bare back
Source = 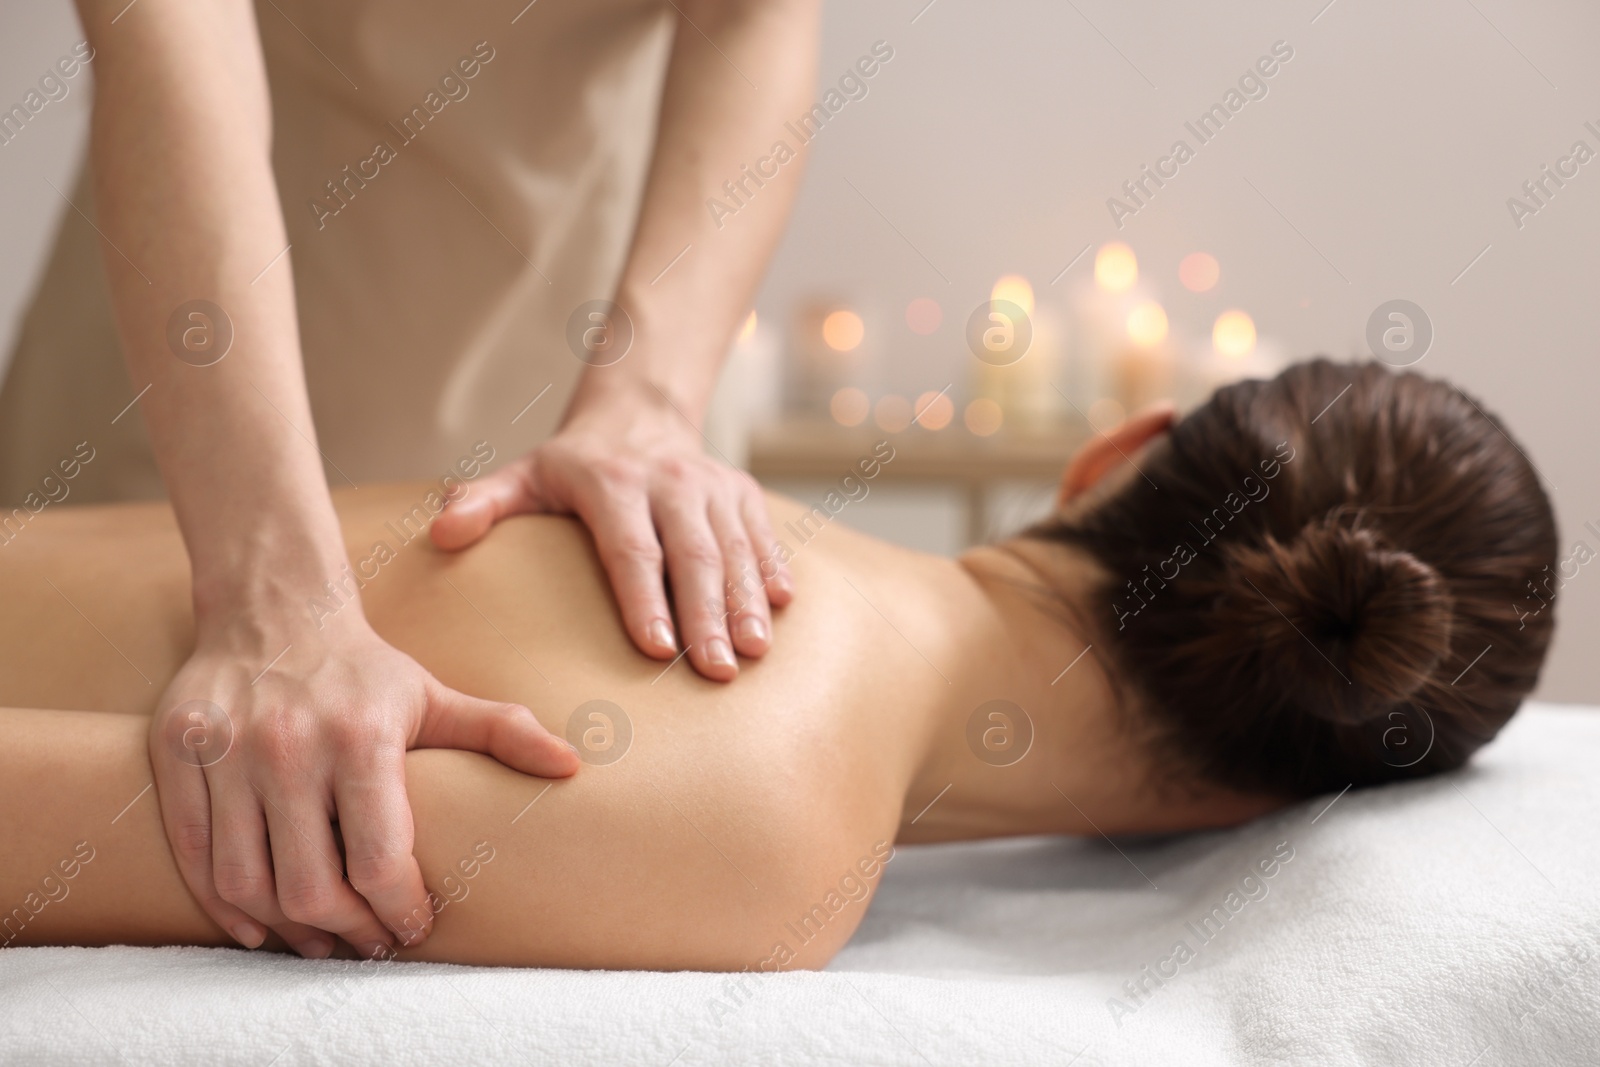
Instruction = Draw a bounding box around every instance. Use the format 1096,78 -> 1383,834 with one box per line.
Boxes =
0,485 -> 966,967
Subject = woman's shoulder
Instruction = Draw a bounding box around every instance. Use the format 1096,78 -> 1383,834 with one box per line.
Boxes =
402,740 -> 902,970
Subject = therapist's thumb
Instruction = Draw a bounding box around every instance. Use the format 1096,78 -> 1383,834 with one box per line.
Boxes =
430,464 -> 540,551
415,678 -> 580,778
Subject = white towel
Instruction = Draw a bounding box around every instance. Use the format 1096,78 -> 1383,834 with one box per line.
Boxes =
2,703 -> 1595,1066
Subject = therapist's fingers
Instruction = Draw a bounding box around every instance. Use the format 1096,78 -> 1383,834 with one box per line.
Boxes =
416,676 -> 580,778
333,758 -> 435,948
208,775 -> 332,958
569,476 -> 679,659
655,491 -> 739,681
148,718 -> 270,951
739,480 -> 793,609
429,460 -> 541,551
264,797 -> 395,960
709,495 -> 772,660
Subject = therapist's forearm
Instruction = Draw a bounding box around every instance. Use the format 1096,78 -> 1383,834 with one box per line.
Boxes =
568,0 -> 821,427
80,0 -> 347,621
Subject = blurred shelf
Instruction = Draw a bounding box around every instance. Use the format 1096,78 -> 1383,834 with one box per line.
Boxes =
748,415 -> 1090,481
747,415 -> 1092,545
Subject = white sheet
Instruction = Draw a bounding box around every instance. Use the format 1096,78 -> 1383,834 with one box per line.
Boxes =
2,702 -> 1596,1066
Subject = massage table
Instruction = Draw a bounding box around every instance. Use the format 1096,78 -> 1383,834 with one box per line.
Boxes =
2,702 -> 1595,1065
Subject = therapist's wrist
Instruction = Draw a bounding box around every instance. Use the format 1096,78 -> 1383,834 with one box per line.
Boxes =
565,350 -> 713,438
190,540 -> 358,635
190,598 -> 365,655
190,585 -> 371,659
569,289 -> 726,425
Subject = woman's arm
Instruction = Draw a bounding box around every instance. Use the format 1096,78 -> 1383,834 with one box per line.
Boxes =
2,708 -> 220,950
76,0 -> 575,959
0,706 -> 877,971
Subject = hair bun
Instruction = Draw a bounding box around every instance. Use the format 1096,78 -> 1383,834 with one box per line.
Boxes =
1220,515 -> 1455,724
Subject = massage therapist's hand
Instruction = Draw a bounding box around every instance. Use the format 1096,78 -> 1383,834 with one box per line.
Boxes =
430,390 -> 793,681
149,613 -> 579,959
422,0 -> 819,678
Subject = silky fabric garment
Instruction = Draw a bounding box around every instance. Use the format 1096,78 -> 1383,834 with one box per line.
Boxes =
0,0 -> 673,504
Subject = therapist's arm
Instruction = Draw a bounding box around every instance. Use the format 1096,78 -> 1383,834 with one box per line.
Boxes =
433,0 -> 822,682
75,0 -> 577,959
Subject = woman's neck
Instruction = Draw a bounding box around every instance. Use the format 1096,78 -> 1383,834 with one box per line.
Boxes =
897,539 -> 1279,844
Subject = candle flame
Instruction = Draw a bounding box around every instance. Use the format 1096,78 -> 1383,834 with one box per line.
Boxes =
964,398 -> 1004,437
1126,300 -> 1168,348
822,310 -> 864,352
1213,310 -> 1257,359
830,387 -> 869,427
1095,243 -> 1138,293
990,275 -> 1035,317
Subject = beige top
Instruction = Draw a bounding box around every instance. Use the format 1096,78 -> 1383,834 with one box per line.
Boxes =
0,0 -> 672,504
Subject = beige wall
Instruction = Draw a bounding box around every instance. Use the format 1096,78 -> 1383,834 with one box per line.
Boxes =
750,0 -> 1600,703
3,0 -> 1595,701
0,2 -> 88,379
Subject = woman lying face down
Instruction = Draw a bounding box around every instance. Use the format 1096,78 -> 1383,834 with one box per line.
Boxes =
0,360 -> 1557,969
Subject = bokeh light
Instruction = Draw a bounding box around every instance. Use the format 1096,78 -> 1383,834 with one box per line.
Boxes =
874,394 -> 913,433
822,309 -> 864,352
1213,309 -> 1257,359
905,297 -> 943,335
964,398 -> 1004,436
1179,252 -> 1220,293
1087,397 -> 1126,432
830,386 -> 869,427
737,310 -> 758,344
1125,300 -> 1168,348
913,390 -> 954,430
1095,242 -> 1138,293
990,275 -> 1036,317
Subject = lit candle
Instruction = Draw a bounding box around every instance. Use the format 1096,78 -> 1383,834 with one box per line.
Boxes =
705,309 -> 781,467
1066,243 -> 1143,416
1111,297 -> 1174,413
785,300 -> 875,416
969,275 -> 1063,431
1189,309 -> 1283,398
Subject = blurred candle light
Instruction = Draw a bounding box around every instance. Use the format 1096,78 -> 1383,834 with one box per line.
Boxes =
874,394 -> 913,433
1213,309 -> 1257,359
1115,296 -> 1172,413
964,397 -> 1003,436
830,386 -> 869,427
822,309 -> 864,352
976,273 -> 1066,430
905,297 -> 942,335
1094,242 -> 1138,293
990,274 -> 1036,317
790,300 -> 876,419
913,390 -> 954,430
1179,252 -> 1220,293
737,309 -> 758,344
1125,300 -> 1168,348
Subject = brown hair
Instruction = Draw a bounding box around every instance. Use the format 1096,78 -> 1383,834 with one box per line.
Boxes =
1028,359 -> 1557,797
